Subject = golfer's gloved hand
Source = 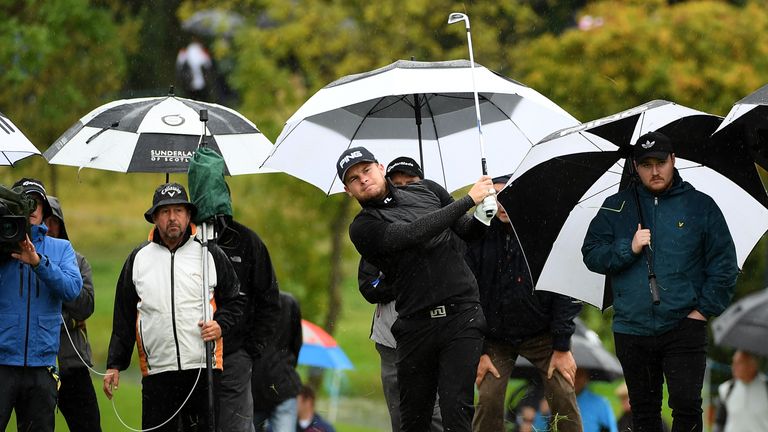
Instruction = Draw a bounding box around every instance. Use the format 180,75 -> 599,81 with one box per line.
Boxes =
474,196 -> 497,226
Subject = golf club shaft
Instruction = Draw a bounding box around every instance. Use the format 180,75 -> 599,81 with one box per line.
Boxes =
449,12 -> 495,217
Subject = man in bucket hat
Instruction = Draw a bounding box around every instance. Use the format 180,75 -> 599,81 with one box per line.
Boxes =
339,146 -> 496,432
0,178 -> 82,432
583,131 -> 738,432
104,182 -> 245,432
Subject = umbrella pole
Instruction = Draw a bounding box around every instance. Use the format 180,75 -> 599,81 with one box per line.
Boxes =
448,12 -> 494,216
413,93 -> 424,171
197,108 -> 216,431
627,158 -> 661,305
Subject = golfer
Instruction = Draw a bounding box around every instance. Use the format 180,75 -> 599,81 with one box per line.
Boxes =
339,146 -> 495,432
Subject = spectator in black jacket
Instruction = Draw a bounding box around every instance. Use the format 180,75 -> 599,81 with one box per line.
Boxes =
215,212 -> 282,432
46,196 -> 101,432
339,146 -> 495,432
467,175 -> 583,432
252,291 -> 303,432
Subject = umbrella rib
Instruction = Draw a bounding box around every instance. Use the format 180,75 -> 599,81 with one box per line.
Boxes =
422,95 -> 449,189
325,97 -> 390,195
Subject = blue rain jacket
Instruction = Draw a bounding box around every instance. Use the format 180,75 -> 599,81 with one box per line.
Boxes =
0,223 -> 82,366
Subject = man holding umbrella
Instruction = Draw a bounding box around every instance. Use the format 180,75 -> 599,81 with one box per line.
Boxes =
104,183 -> 245,431
582,131 -> 738,432
339,146 -> 496,432
467,175 -> 583,432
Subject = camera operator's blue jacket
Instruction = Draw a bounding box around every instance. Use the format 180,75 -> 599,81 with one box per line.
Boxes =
0,223 -> 82,367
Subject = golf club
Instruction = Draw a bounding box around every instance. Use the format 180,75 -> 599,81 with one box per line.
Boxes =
448,12 -> 496,217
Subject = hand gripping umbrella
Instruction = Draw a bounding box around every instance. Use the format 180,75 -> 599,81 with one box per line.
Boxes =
497,100 -> 768,308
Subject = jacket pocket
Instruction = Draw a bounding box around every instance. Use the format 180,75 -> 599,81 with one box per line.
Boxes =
37,314 -> 61,360
0,313 -> 20,357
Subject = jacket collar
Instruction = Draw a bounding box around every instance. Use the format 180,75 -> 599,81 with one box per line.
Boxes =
30,223 -> 48,242
361,179 -> 398,209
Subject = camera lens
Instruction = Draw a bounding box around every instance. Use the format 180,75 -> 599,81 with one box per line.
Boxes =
0,220 -> 19,240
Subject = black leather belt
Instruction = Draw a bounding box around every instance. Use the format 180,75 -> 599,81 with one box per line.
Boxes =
403,302 -> 477,320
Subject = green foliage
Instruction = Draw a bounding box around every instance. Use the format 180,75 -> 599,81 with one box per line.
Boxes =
0,0 -> 136,147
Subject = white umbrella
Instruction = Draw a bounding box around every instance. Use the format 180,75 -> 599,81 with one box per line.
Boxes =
261,59 -> 579,194
43,91 -> 273,175
0,112 -> 41,166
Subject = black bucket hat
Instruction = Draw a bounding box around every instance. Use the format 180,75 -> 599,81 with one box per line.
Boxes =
144,183 -> 197,223
12,177 -> 52,219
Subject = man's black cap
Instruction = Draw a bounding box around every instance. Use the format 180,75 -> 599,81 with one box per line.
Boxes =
336,146 -> 377,183
12,177 -> 52,218
386,157 -> 423,180
633,131 -> 674,162
144,183 -> 197,223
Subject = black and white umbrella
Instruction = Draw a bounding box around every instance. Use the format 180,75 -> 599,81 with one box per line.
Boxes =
43,92 -> 273,175
712,288 -> 768,357
712,82 -> 768,169
182,9 -> 245,38
261,59 -> 579,194
497,100 -> 768,308
0,112 -> 41,166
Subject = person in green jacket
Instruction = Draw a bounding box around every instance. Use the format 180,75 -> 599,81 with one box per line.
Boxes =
582,131 -> 738,432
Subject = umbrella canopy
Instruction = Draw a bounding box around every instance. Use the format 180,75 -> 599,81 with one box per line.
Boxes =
43,93 -> 273,175
182,9 -> 245,38
298,319 -> 353,370
713,83 -> 768,170
511,320 -> 622,382
261,59 -> 579,194
498,100 -> 768,308
0,112 -> 41,166
712,288 -> 768,357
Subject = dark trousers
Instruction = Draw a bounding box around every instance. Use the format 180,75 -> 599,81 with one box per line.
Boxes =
59,367 -> 102,432
376,343 -> 443,432
0,365 -> 57,432
614,318 -> 707,432
142,369 -> 221,432
392,305 -> 484,432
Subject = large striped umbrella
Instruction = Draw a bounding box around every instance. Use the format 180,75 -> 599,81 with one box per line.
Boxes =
298,319 -> 353,370
43,91 -> 273,175
0,112 -> 41,166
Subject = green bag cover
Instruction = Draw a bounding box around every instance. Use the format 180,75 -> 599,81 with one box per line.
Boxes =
188,147 -> 232,224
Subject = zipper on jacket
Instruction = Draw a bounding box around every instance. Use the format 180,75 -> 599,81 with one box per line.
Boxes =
23,265 -> 31,366
170,251 -> 182,370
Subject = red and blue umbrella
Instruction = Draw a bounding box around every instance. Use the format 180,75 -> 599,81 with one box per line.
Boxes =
298,319 -> 353,370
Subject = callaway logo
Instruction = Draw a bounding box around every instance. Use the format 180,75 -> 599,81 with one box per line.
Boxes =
22,180 -> 46,193
641,139 -> 656,149
339,151 -> 363,168
161,185 -> 182,197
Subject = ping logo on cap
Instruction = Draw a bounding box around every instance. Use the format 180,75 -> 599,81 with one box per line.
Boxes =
641,139 -> 656,149
339,150 -> 364,168
22,180 -> 46,193
160,184 -> 182,197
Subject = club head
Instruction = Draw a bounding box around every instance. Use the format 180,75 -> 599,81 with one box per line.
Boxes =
447,12 -> 469,27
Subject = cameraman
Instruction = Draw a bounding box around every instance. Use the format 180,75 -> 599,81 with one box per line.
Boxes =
0,178 -> 83,432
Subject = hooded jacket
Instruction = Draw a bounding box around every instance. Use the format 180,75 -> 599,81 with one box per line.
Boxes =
106,225 -> 245,376
349,180 -> 485,317
582,169 -> 738,336
466,218 -> 581,351
0,223 -> 82,367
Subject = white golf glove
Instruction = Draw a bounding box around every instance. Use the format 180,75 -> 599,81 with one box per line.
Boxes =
473,195 -> 498,226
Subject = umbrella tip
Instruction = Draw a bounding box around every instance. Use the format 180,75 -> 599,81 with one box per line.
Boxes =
168,85 -> 175,96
